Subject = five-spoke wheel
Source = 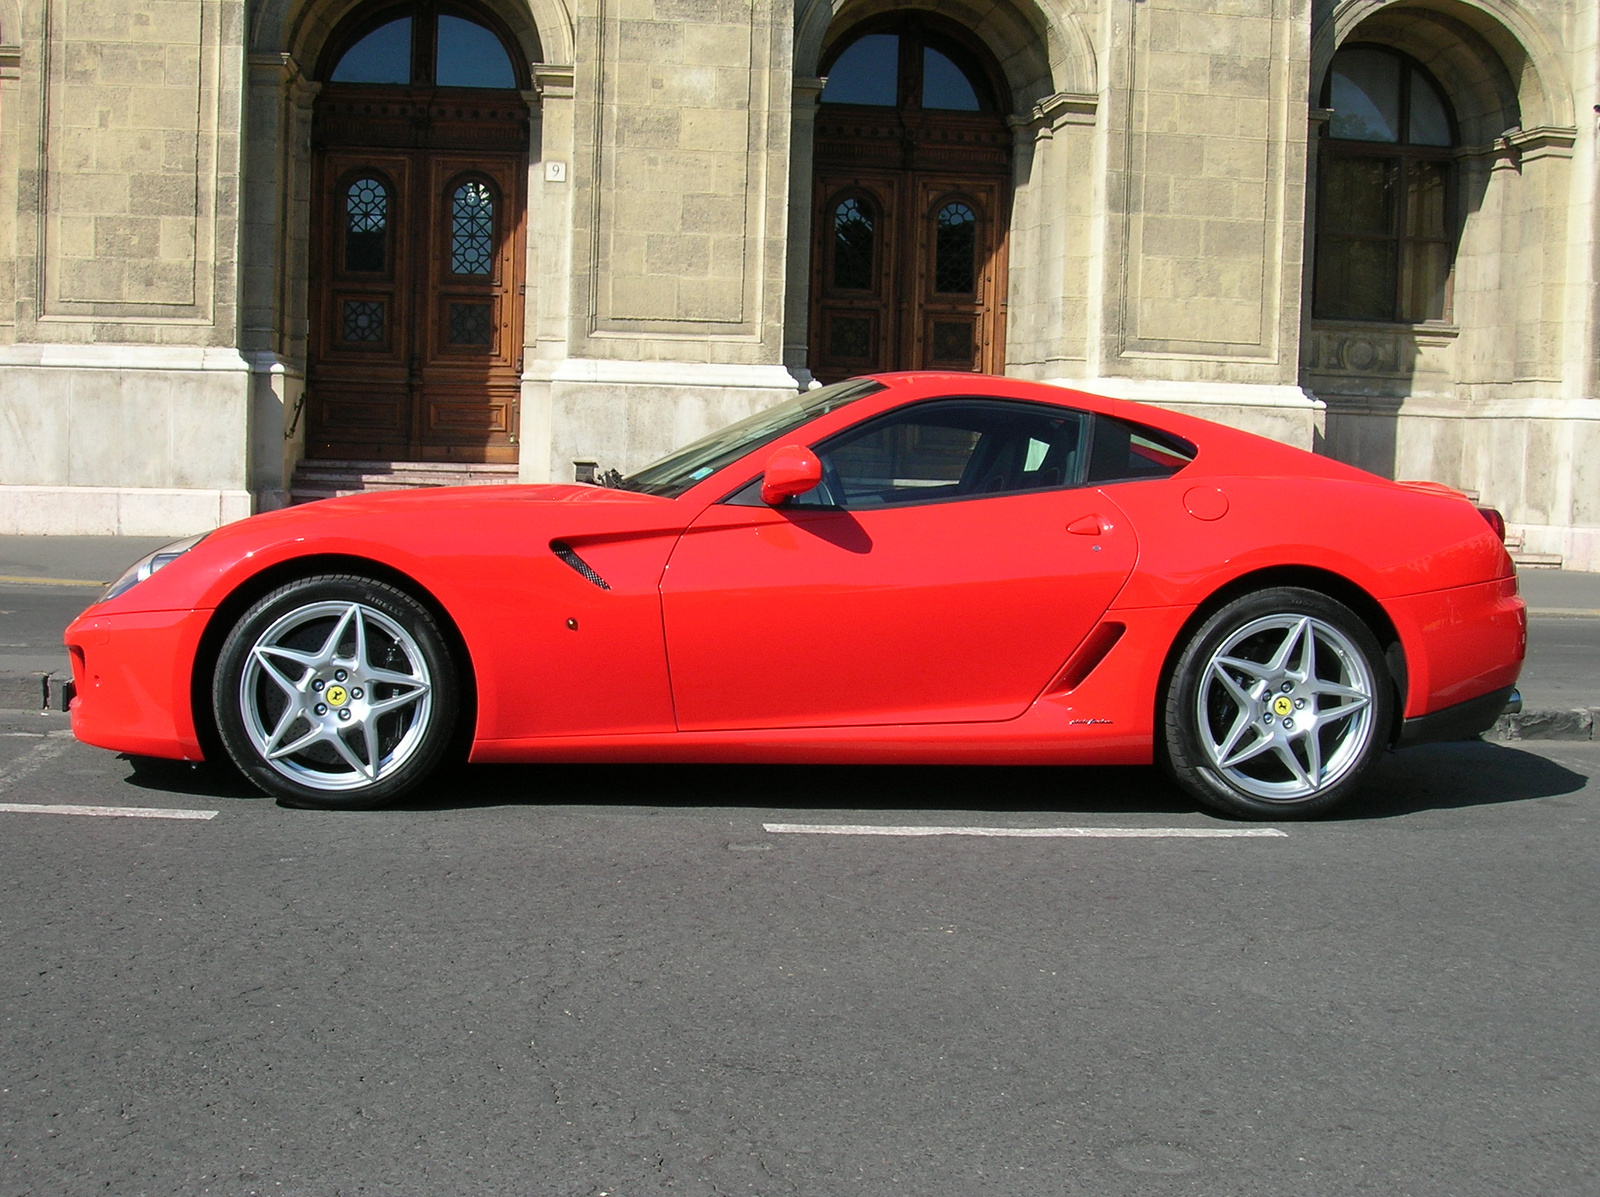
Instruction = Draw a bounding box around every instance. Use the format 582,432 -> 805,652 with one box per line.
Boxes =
1163,587 -> 1393,819
213,576 -> 458,808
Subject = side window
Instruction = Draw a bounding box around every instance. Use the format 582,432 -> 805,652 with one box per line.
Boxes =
730,399 -> 1088,508
824,418 -> 980,505
1085,416 -> 1195,483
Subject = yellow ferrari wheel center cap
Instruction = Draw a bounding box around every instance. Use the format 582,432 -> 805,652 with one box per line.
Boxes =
1271,695 -> 1294,717
326,684 -> 349,707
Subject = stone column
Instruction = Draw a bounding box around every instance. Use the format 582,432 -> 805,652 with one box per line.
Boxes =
782,75 -> 822,385
520,63 -> 577,483
1007,91 -> 1097,379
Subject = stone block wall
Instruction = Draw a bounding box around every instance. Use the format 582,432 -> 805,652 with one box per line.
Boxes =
11,0 -> 241,337
0,0 -> 1592,564
567,0 -> 790,358
0,0 -> 250,535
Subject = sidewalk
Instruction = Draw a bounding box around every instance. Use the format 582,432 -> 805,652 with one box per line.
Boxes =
2,534 -> 1597,740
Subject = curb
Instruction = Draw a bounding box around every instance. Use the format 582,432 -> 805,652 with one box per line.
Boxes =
0,671 -> 68,712
2,666 -> 1594,740
1484,708 -> 1598,742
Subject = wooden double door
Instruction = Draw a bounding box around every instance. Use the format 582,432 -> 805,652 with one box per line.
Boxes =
807,17 -> 1013,385
810,170 -> 1008,383
307,95 -> 527,463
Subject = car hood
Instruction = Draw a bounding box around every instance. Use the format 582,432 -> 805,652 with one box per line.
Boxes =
88,483 -> 685,615
284,481 -> 668,514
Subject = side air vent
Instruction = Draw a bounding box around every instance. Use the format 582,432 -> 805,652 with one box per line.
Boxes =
551,541 -> 611,590
1048,621 -> 1126,693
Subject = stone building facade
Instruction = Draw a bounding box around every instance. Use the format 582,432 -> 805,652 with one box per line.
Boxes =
0,0 -> 1595,568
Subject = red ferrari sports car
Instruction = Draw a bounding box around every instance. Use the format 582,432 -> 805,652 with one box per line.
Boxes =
65,372 -> 1524,818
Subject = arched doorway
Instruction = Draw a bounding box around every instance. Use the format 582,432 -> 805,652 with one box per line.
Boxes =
809,15 -> 1011,383
307,1 -> 529,463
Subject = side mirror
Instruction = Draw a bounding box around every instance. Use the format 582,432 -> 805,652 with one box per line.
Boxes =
760,443 -> 823,506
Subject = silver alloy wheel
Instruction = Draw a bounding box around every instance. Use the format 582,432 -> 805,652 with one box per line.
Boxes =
238,600 -> 434,793
1196,613 -> 1376,802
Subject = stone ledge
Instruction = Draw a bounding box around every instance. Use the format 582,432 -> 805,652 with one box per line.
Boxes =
0,487 -> 252,537
0,344 -> 251,371
544,358 -> 804,390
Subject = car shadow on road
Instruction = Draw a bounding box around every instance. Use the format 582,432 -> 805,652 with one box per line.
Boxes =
1336,740 -> 1590,819
402,761 -> 1201,817
117,740 -> 1590,821
120,754 -> 263,800
394,738 -> 1588,820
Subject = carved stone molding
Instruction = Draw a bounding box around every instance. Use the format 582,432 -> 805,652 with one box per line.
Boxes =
532,63 -> 574,101
1302,320 -> 1457,380
247,50 -> 298,82
1506,125 -> 1578,163
1009,91 -> 1097,142
0,43 -> 20,81
1457,124 -> 1577,168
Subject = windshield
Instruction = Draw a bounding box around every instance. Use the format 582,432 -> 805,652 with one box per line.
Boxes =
618,377 -> 885,498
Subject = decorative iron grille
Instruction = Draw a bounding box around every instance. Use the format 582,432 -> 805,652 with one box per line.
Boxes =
451,181 -> 494,275
342,299 -> 385,342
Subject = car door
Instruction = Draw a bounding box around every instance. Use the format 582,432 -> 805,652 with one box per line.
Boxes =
659,399 -> 1139,731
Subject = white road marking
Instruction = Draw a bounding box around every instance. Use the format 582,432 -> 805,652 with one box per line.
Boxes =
763,822 -> 1285,838
0,802 -> 218,820
0,737 -> 71,796
0,573 -> 106,587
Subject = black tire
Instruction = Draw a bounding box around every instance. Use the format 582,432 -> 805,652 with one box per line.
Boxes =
212,575 -> 459,809
1162,586 -> 1393,820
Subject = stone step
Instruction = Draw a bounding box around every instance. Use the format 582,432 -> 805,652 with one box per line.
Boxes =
294,460 -> 519,479
290,460 -> 521,505
295,472 -> 519,489
1513,552 -> 1565,570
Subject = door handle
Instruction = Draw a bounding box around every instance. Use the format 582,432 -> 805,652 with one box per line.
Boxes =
1067,514 -> 1107,536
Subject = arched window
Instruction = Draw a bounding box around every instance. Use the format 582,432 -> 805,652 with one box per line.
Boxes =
821,21 -> 996,113
343,177 -> 391,273
330,17 -> 412,84
326,4 -> 520,89
831,196 -> 876,290
1314,45 -> 1456,323
934,202 -> 977,294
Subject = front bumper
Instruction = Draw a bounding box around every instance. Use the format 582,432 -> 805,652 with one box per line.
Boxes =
64,606 -> 211,760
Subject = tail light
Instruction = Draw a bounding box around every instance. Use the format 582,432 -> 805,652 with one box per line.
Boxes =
1476,505 -> 1506,542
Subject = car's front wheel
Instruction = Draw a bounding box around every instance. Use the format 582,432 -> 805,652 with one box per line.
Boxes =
1162,587 -> 1394,819
212,575 -> 458,809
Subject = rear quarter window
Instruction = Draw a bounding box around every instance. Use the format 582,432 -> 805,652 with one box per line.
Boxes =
1086,416 -> 1195,483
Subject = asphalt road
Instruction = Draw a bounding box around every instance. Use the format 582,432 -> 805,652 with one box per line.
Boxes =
2,713 -> 1596,1196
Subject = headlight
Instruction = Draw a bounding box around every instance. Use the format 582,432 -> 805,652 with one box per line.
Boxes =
102,533 -> 209,602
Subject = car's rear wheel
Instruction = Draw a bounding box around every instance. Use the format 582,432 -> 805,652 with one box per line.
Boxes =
212,575 -> 458,809
1162,587 -> 1393,819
